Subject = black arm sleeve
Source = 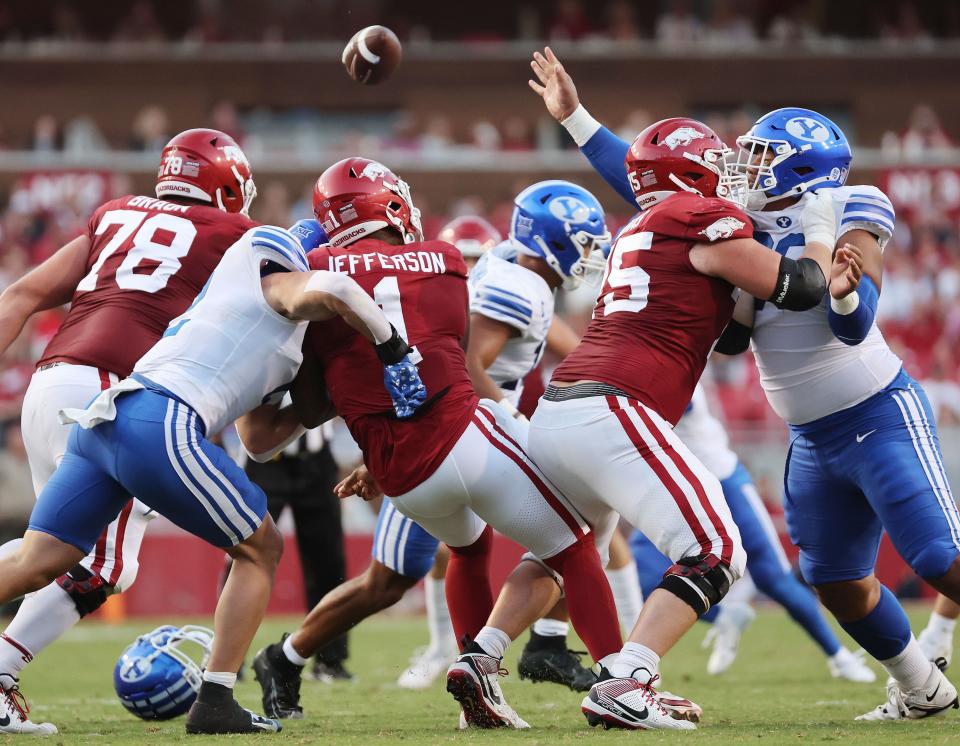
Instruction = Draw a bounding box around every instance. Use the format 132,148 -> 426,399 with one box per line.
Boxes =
767,256 -> 826,311
713,320 -> 752,355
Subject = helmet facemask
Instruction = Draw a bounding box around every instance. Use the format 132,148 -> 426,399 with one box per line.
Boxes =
729,136 -> 798,209
383,175 -> 423,244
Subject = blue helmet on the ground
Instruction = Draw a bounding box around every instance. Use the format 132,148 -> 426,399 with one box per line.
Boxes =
730,107 -> 852,209
509,180 -> 611,289
114,625 -> 213,720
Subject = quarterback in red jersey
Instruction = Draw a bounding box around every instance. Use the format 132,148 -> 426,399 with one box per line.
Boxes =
517,117 -> 862,729
0,128 -> 256,733
248,158 -> 623,729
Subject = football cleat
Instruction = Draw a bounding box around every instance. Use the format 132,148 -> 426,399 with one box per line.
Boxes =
308,660 -> 355,684
446,651 -> 530,729
397,645 -> 457,690
702,601 -> 755,675
252,637 -> 304,720
185,684 -> 281,734
0,681 -> 57,735
517,637 -> 596,692
581,669 -> 696,730
856,664 -> 958,721
918,626 -> 953,671
828,648 -> 876,683
657,689 -> 703,723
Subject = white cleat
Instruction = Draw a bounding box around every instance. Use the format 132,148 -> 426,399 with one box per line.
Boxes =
397,645 -> 457,690
657,689 -> 703,723
0,683 -> 58,735
828,648 -> 877,683
581,670 -> 696,730
702,601 -> 755,675
856,663 -> 958,721
446,652 -> 529,729
918,627 -> 953,671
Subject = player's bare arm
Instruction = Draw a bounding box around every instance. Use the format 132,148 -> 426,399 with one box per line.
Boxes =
837,228 -> 883,289
545,315 -> 580,357
0,234 -> 90,357
335,464 -> 382,502
465,313 -> 516,402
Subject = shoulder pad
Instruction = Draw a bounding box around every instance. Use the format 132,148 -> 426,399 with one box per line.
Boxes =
249,226 -> 309,272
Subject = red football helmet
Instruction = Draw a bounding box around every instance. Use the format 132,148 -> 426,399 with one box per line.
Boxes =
437,215 -> 501,258
624,118 -> 743,211
155,128 -> 256,215
312,157 -> 423,248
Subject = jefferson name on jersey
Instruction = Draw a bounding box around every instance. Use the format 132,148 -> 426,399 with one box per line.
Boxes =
322,249 -> 448,275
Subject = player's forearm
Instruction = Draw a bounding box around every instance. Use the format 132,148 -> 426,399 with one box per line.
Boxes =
468,360 -> 506,403
235,403 -> 306,462
561,106 -> 636,208
0,287 -> 39,358
298,271 -> 392,344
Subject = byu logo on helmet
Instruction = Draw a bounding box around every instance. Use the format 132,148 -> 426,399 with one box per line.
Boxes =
119,657 -> 152,683
548,196 -> 590,223
662,127 -> 706,150
785,117 -> 830,142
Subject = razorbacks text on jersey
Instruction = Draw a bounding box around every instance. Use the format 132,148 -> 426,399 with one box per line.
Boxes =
307,238 -> 478,496
749,185 -> 901,424
39,195 -> 256,378
553,191 -> 753,425
468,242 -> 554,406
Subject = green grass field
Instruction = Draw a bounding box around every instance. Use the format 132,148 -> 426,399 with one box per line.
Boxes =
17,604 -> 960,744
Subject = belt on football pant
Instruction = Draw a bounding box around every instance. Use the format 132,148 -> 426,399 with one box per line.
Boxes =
543,382 -> 630,402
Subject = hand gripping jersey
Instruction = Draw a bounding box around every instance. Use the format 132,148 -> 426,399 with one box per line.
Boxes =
132,226 -> 309,434
553,191 -> 753,425
39,195 -> 256,377
749,185 -> 901,424
468,242 -> 555,406
307,239 -> 478,496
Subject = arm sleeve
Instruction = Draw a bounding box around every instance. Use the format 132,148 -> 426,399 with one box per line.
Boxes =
828,274 -> 879,346
580,127 -> 637,208
837,186 -> 896,250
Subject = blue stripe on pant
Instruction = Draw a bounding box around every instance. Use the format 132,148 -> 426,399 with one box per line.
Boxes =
29,389 -> 267,551
372,499 -> 440,580
630,462 -> 841,655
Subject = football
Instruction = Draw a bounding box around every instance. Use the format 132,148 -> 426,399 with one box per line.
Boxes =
342,25 -> 402,85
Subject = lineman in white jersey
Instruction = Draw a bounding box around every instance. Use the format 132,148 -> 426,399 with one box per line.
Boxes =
527,48 -> 958,720
0,222 -> 425,735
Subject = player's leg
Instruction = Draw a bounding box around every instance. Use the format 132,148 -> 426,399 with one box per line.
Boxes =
918,595 -> 959,669
605,529 -> 644,634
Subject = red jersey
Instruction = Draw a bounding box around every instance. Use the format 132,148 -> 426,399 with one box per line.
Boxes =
553,192 -> 753,425
307,238 -> 477,496
39,195 -> 256,377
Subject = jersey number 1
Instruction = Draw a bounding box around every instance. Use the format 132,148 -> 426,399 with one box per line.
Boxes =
77,210 -> 198,293
373,276 -> 423,364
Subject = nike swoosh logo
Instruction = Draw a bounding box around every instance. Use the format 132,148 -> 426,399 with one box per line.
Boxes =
927,681 -> 942,702
856,429 -> 877,443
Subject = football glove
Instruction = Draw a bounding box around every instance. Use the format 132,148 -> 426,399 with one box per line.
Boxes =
383,358 -> 427,419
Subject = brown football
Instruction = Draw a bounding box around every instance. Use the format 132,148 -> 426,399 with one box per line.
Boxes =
342,25 -> 401,85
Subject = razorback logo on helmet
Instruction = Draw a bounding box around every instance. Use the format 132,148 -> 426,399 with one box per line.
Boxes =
221,144 -> 250,166
698,216 -> 746,241
360,161 -> 389,181
662,127 -> 707,151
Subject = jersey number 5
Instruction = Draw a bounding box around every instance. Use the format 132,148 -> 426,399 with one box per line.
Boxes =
77,210 -> 198,294
373,276 -> 423,365
596,231 -> 652,317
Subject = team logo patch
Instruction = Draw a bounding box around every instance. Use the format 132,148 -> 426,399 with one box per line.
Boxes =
661,127 -> 706,150
360,161 -> 389,181
221,145 -> 250,166
829,167 -> 841,181
776,216 -> 792,228
698,217 -> 746,242
640,169 -> 658,187
182,160 -> 200,177
119,657 -> 152,683
785,117 -> 831,143
338,203 -> 358,223
515,215 -> 534,238
548,195 -> 590,224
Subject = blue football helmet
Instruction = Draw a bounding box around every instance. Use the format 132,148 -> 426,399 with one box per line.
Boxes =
509,180 -> 611,290
114,625 -> 213,720
728,107 -> 852,209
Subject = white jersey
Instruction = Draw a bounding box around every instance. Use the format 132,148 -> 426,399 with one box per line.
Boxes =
748,185 -> 901,425
674,383 -> 738,482
134,226 -> 309,434
468,242 -> 555,406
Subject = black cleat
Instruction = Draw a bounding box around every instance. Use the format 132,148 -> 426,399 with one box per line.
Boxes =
185,682 -> 280,734
517,633 -> 597,692
253,634 -> 305,720
309,660 -> 355,683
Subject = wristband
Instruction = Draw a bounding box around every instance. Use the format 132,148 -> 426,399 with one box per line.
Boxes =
561,104 -> 602,147
375,324 -> 412,365
830,290 -> 860,315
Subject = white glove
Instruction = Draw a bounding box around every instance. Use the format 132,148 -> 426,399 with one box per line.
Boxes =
497,397 -> 529,423
800,192 -> 837,250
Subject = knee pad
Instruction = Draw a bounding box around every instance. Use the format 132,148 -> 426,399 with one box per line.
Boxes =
55,564 -> 112,618
657,553 -> 733,617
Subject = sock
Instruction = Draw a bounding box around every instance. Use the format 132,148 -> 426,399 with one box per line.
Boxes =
544,535 -> 622,661
473,626 -> 511,660
202,670 -> 237,688
532,618 -> 569,637
838,585 -> 912,661
881,638 -> 933,691
425,576 -> 455,653
446,526 -> 494,647
610,642 -> 660,682
0,583 -> 81,679
282,635 -> 308,667
604,563 -> 643,633
925,611 -> 957,640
